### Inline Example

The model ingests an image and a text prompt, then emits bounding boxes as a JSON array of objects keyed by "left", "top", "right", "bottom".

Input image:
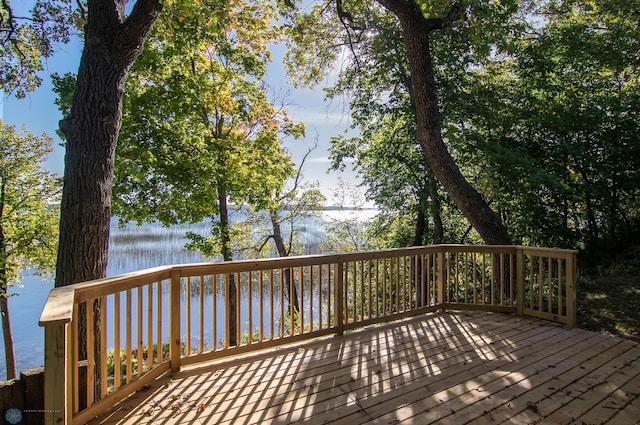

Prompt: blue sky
[{"left": 2, "top": 7, "right": 361, "bottom": 203}]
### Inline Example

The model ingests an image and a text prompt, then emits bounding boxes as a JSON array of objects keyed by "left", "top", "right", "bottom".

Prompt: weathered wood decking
[{"left": 89, "top": 312, "right": 640, "bottom": 425}]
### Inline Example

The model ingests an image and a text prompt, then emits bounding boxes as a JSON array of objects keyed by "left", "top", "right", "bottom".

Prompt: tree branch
[
  {"left": 424, "top": 2, "right": 462, "bottom": 32},
  {"left": 376, "top": 0, "right": 462, "bottom": 33},
  {"left": 119, "top": 0, "right": 163, "bottom": 62},
  {"left": 335, "top": 0, "right": 363, "bottom": 68}
]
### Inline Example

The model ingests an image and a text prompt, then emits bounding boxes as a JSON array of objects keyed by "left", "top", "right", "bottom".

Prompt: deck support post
[
  {"left": 566, "top": 252, "right": 577, "bottom": 328},
  {"left": 516, "top": 248, "right": 525, "bottom": 317},
  {"left": 44, "top": 323, "right": 70, "bottom": 425},
  {"left": 170, "top": 270, "right": 181, "bottom": 372},
  {"left": 336, "top": 261, "right": 344, "bottom": 336},
  {"left": 437, "top": 251, "right": 445, "bottom": 311}
]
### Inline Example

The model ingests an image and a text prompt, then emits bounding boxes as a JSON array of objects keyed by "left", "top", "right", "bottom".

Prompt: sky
[{"left": 1, "top": 4, "right": 361, "bottom": 205}]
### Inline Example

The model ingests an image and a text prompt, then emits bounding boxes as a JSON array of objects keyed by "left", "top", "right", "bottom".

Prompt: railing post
[
  {"left": 44, "top": 323, "right": 70, "bottom": 425},
  {"left": 170, "top": 270, "right": 181, "bottom": 372},
  {"left": 336, "top": 261, "right": 344, "bottom": 336},
  {"left": 516, "top": 247, "right": 525, "bottom": 317},
  {"left": 437, "top": 250, "right": 445, "bottom": 311},
  {"left": 566, "top": 252, "right": 577, "bottom": 328}
]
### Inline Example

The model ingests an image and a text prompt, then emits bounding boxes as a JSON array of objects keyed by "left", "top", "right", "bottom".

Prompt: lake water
[{"left": 0, "top": 209, "right": 376, "bottom": 380}]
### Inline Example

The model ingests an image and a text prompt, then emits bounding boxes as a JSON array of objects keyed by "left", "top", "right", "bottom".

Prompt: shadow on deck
[{"left": 89, "top": 312, "right": 640, "bottom": 425}]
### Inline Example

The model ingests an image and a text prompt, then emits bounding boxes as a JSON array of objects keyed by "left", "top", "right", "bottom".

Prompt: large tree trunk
[
  {"left": 377, "top": 0, "right": 511, "bottom": 245},
  {"left": 54, "top": 0, "right": 161, "bottom": 399}
]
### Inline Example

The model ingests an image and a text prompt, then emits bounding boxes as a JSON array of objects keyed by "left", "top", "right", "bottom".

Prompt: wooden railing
[{"left": 39, "top": 245, "right": 576, "bottom": 425}]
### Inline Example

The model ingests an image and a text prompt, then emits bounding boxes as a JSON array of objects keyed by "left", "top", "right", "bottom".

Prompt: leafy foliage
[
  {"left": 0, "top": 1, "right": 81, "bottom": 97},
  {"left": 114, "top": 0, "right": 302, "bottom": 260},
  {"left": 0, "top": 120, "right": 60, "bottom": 290}
]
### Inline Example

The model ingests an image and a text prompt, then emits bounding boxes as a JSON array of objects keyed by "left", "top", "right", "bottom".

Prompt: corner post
[
  {"left": 566, "top": 252, "right": 577, "bottom": 328},
  {"left": 336, "top": 261, "right": 344, "bottom": 336},
  {"left": 44, "top": 323, "right": 70, "bottom": 425},
  {"left": 516, "top": 247, "right": 525, "bottom": 317},
  {"left": 170, "top": 270, "right": 181, "bottom": 372}
]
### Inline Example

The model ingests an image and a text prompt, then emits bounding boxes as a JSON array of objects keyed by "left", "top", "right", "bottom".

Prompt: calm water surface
[{"left": 0, "top": 210, "right": 374, "bottom": 380}]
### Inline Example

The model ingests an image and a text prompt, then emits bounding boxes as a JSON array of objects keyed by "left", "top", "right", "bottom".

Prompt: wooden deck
[{"left": 88, "top": 311, "right": 640, "bottom": 425}]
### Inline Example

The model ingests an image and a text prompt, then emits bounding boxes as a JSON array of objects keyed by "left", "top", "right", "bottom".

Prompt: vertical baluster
[
  {"left": 489, "top": 254, "right": 495, "bottom": 305},
  {"left": 558, "top": 259, "right": 564, "bottom": 316},
  {"left": 327, "top": 264, "right": 331, "bottom": 328},
  {"left": 113, "top": 293, "right": 121, "bottom": 390},
  {"left": 72, "top": 307, "right": 79, "bottom": 413},
  {"left": 318, "top": 265, "right": 323, "bottom": 329},
  {"left": 212, "top": 275, "right": 217, "bottom": 350},
  {"left": 157, "top": 282, "right": 162, "bottom": 363},
  {"left": 359, "top": 261, "right": 362, "bottom": 318},
  {"left": 259, "top": 271, "right": 264, "bottom": 341},
  {"left": 368, "top": 260, "right": 373, "bottom": 317},
  {"left": 395, "top": 257, "right": 400, "bottom": 313},
  {"left": 199, "top": 275, "right": 204, "bottom": 353},
  {"left": 481, "top": 254, "right": 486, "bottom": 305},
  {"left": 125, "top": 290, "right": 132, "bottom": 383},
  {"left": 375, "top": 259, "right": 380, "bottom": 317},
  {"left": 538, "top": 256, "right": 544, "bottom": 312},
  {"left": 147, "top": 284, "right": 153, "bottom": 370},
  {"left": 299, "top": 267, "right": 304, "bottom": 334},
  {"left": 236, "top": 272, "right": 241, "bottom": 345},
  {"left": 137, "top": 287, "right": 143, "bottom": 378},
  {"left": 335, "top": 261, "right": 348, "bottom": 335},
  {"left": 186, "top": 276, "right": 191, "bottom": 354},
  {"left": 100, "top": 295, "right": 107, "bottom": 399},
  {"left": 289, "top": 269, "right": 295, "bottom": 335},
  {"left": 510, "top": 254, "right": 515, "bottom": 305},
  {"left": 280, "top": 269, "right": 285, "bottom": 338},
  {"left": 86, "top": 300, "right": 95, "bottom": 406},
  {"left": 270, "top": 269, "right": 274, "bottom": 339},
  {"left": 471, "top": 253, "right": 477, "bottom": 305},
  {"left": 383, "top": 259, "right": 389, "bottom": 316},
  {"left": 248, "top": 271, "right": 253, "bottom": 344},
  {"left": 427, "top": 254, "right": 432, "bottom": 306},
  {"left": 309, "top": 266, "right": 314, "bottom": 332},
  {"left": 224, "top": 273, "right": 229, "bottom": 348},
  {"left": 400, "top": 258, "right": 405, "bottom": 313},
  {"left": 548, "top": 257, "right": 553, "bottom": 314},
  {"left": 501, "top": 253, "right": 506, "bottom": 305}
]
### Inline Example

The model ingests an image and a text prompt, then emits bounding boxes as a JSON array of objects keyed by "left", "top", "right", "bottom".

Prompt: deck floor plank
[{"left": 88, "top": 312, "right": 640, "bottom": 425}]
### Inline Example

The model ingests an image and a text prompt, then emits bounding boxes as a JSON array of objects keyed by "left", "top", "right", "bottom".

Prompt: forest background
[{"left": 0, "top": 0, "right": 639, "bottom": 380}]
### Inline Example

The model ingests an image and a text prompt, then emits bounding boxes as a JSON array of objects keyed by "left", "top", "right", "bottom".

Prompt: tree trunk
[
  {"left": 376, "top": 0, "right": 511, "bottom": 245},
  {"left": 0, "top": 296, "right": 16, "bottom": 381},
  {"left": 217, "top": 184, "right": 238, "bottom": 347},
  {"left": 269, "top": 210, "right": 300, "bottom": 313},
  {"left": 0, "top": 184, "right": 15, "bottom": 380},
  {"left": 427, "top": 171, "right": 444, "bottom": 244},
  {"left": 54, "top": 0, "right": 161, "bottom": 399}
]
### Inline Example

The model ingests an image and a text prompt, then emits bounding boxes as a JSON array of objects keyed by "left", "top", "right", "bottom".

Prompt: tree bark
[
  {"left": 376, "top": 0, "right": 511, "bottom": 245},
  {"left": 217, "top": 182, "right": 238, "bottom": 347}
]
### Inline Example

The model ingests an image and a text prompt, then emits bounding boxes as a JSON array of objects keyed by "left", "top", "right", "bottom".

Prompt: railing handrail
[
  {"left": 39, "top": 244, "right": 577, "bottom": 327},
  {"left": 39, "top": 244, "right": 577, "bottom": 425}
]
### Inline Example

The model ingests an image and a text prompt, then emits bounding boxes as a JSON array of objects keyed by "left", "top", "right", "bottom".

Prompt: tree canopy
[{"left": 0, "top": 120, "right": 60, "bottom": 379}]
